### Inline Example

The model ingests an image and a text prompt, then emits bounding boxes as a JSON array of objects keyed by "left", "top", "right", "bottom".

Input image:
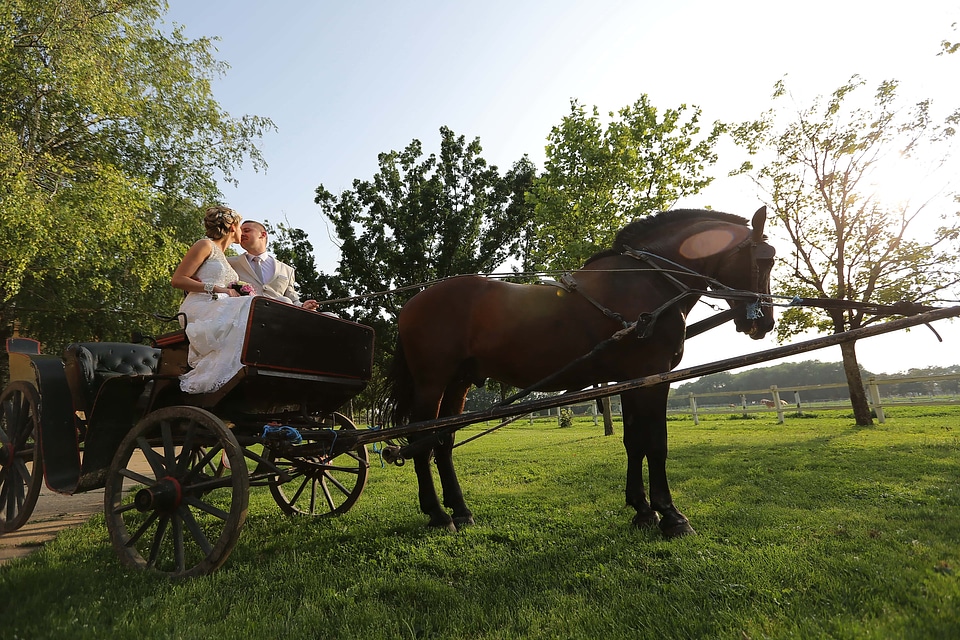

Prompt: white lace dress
[{"left": 178, "top": 241, "right": 255, "bottom": 394}]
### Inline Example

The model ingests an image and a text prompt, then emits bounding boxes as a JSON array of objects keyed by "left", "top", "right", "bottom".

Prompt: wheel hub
[{"left": 134, "top": 476, "right": 183, "bottom": 513}]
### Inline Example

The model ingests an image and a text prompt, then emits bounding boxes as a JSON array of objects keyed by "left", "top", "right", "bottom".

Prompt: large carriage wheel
[
  {"left": 104, "top": 406, "right": 248, "bottom": 578},
  {"left": 267, "top": 412, "right": 369, "bottom": 516},
  {"left": 0, "top": 382, "right": 44, "bottom": 532}
]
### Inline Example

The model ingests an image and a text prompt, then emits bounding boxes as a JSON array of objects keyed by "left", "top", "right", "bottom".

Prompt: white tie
[{"left": 252, "top": 255, "right": 264, "bottom": 283}]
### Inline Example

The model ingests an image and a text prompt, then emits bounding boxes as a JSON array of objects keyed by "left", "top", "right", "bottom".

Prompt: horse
[{"left": 386, "top": 207, "right": 776, "bottom": 537}]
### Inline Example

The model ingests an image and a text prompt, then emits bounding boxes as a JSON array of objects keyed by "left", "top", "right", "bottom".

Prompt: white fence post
[
  {"left": 868, "top": 377, "right": 886, "bottom": 423},
  {"left": 771, "top": 385, "right": 785, "bottom": 424},
  {"left": 688, "top": 393, "right": 699, "bottom": 425},
  {"left": 740, "top": 394, "right": 747, "bottom": 418}
]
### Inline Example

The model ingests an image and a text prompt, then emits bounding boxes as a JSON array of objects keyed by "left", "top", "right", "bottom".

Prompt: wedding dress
[{"left": 178, "top": 240, "right": 255, "bottom": 394}]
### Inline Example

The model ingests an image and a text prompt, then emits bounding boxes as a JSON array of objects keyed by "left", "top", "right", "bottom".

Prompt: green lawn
[{"left": 2, "top": 407, "right": 958, "bottom": 639}]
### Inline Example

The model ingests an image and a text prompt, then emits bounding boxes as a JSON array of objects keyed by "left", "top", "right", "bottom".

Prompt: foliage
[
  {"left": 314, "top": 127, "right": 536, "bottom": 342},
  {"left": 671, "top": 359, "right": 863, "bottom": 406},
  {"left": 3, "top": 408, "right": 960, "bottom": 638},
  {"left": 525, "top": 97, "right": 725, "bottom": 271},
  {"left": 730, "top": 76, "right": 960, "bottom": 423},
  {"left": 0, "top": 0, "right": 274, "bottom": 364},
  {"left": 732, "top": 77, "right": 960, "bottom": 337}
]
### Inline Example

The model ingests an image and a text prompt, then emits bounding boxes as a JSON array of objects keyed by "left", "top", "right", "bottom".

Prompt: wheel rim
[
  {"left": 0, "top": 382, "right": 43, "bottom": 532},
  {"left": 267, "top": 413, "right": 369, "bottom": 517},
  {"left": 104, "top": 406, "right": 248, "bottom": 578}
]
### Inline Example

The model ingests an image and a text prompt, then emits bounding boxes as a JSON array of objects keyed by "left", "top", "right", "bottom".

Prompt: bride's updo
[{"left": 203, "top": 205, "right": 242, "bottom": 239}]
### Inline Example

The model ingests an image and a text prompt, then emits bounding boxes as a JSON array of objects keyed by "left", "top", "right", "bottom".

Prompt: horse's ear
[{"left": 751, "top": 206, "right": 767, "bottom": 239}]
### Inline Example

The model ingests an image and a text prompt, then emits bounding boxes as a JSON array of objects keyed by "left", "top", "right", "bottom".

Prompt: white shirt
[{"left": 246, "top": 252, "right": 276, "bottom": 283}]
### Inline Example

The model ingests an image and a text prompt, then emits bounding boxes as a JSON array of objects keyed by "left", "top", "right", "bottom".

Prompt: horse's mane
[{"left": 583, "top": 209, "right": 749, "bottom": 265}]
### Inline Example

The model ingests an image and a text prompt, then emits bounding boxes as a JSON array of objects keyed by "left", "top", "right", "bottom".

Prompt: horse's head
[{"left": 705, "top": 206, "right": 776, "bottom": 339}]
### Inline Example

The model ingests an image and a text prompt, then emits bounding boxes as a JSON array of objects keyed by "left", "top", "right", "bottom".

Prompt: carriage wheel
[
  {"left": 267, "top": 412, "right": 369, "bottom": 517},
  {"left": 104, "top": 406, "right": 248, "bottom": 578},
  {"left": 0, "top": 382, "right": 44, "bottom": 532}
]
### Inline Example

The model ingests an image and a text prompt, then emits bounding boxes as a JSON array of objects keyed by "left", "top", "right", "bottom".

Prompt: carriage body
[{"left": 0, "top": 297, "right": 375, "bottom": 576}]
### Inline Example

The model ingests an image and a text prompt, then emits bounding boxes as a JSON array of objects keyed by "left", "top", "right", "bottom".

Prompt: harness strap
[{"left": 559, "top": 274, "right": 630, "bottom": 329}]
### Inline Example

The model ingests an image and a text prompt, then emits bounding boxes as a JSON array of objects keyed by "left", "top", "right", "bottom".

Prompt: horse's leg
[
  {"left": 433, "top": 382, "right": 474, "bottom": 529},
  {"left": 409, "top": 387, "right": 457, "bottom": 532},
  {"left": 622, "top": 385, "right": 695, "bottom": 538},
  {"left": 412, "top": 448, "right": 456, "bottom": 532},
  {"left": 621, "top": 389, "right": 659, "bottom": 529}
]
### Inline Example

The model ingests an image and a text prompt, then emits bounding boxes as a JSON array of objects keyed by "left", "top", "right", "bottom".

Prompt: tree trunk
[
  {"left": 601, "top": 394, "right": 614, "bottom": 436},
  {"left": 839, "top": 339, "right": 873, "bottom": 426}
]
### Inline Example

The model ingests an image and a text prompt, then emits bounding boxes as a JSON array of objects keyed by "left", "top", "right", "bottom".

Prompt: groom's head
[{"left": 240, "top": 220, "right": 268, "bottom": 255}]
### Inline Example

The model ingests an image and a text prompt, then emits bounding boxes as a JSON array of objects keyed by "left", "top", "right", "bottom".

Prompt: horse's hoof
[
  {"left": 453, "top": 515, "right": 475, "bottom": 530},
  {"left": 660, "top": 520, "right": 696, "bottom": 539},
  {"left": 631, "top": 512, "right": 660, "bottom": 529},
  {"left": 427, "top": 514, "right": 457, "bottom": 532}
]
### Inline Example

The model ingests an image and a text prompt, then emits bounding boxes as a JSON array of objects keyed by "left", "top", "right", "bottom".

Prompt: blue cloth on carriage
[{"left": 178, "top": 240, "right": 255, "bottom": 394}]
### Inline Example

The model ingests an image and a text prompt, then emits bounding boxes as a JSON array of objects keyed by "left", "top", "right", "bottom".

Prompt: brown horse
[{"left": 387, "top": 207, "right": 776, "bottom": 536}]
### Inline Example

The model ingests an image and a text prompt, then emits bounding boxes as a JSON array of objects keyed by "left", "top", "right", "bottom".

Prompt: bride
[{"left": 171, "top": 205, "right": 256, "bottom": 394}]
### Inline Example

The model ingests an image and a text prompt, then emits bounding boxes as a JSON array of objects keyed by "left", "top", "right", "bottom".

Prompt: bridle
[{"left": 559, "top": 229, "right": 775, "bottom": 338}]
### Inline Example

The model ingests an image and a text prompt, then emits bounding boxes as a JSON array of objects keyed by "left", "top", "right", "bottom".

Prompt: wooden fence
[{"left": 669, "top": 372, "right": 960, "bottom": 424}]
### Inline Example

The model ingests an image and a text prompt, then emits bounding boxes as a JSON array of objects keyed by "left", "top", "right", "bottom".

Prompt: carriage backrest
[{"left": 63, "top": 342, "right": 161, "bottom": 420}]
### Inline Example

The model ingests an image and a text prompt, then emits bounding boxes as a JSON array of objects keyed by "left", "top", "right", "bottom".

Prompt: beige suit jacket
[{"left": 228, "top": 254, "right": 302, "bottom": 306}]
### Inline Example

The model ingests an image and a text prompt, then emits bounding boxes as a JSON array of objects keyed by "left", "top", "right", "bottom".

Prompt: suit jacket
[{"left": 228, "top": 254, "right": 302, "bottom": 305}]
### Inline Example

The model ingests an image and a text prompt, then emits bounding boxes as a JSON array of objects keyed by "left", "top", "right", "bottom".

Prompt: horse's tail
[{"left": 385, "top": 337, "right": 415, "bottom": 428}]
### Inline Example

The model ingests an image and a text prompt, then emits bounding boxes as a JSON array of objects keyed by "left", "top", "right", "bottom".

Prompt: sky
[{"left": 160, "top": 0, "right": 960, "bottom": 376}]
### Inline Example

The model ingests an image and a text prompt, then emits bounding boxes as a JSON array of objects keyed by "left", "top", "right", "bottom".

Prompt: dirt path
[{"left": 0, "top": 453, "right": 153, "bottom": 566}]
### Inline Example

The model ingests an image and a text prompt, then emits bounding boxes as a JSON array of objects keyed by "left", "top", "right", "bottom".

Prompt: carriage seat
[{"left": 63, "top": 342, "right": 161, "bottom": 421}]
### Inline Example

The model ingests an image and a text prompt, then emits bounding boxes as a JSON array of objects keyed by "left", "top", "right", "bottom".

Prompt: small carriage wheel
[
  {"left": 104, "top": 406, "right": 248, "bottom": 578},
  {"left": 0, "top": 382, "right": 44, "bottom": 532},
  {"left": 267, "top": 412, "right": 369, "bottom": 517}
]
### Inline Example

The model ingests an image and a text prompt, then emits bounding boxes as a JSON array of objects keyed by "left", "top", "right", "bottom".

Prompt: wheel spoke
[
  {"left": 118, "top": 467, "right": 155, "bottom": 486},
  {"left": 178, "top": 505, "right": 214, "bottom": 555},
  {"left": 126, "top": 510, "right": 160, "bottom": 545},
  {"left": 145, "top": 515, "right": 170, "bottom": 568},
  {"left": 176, "top": 425, "right": 197, "bottom": 475},
  {"left": 138, "top": 437, "right": 168, "bottom": 477},
  {"left": 320, "top": 478, "right": 335, "bottom": 511},
  {"left": 182, "top": 495, "right": 230, "bottom": 521},
  {"left": 183, "top": 443, "right": 222, "bottom": 485},
  {"left": 322, "top": 470, "right": 352, "bottom": 497},
  {"left": 162, "top": 420, "right": 177, "bottom": 469},
  {"left": 172, "top": 515, "right": 185, "bottom": 574}
]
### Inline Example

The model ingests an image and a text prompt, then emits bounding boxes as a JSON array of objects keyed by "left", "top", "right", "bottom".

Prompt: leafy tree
[
  {"left": 731, "top": 76, "right": 960, "bottom": 425},
  {"left": 525, "top": 97, "right": 725, "bottom": 270},
  {"left": 0, "top": 0, "right": 273, "bottom": 372},
  {"left": 315, "top": 126, "right": 536, "bottom": 341},
  {"left": 314, "top": 127, "right": 535, "bottom": 421}
]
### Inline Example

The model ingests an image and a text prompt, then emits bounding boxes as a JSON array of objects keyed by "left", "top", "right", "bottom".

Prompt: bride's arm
[{"left": 172, "top": 240, "right": 226, "bottom": 295}]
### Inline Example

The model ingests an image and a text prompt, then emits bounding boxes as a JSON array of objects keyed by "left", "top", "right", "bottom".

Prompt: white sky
[{"left": 161, "top": 0, "right": 960, "bottom": 375}]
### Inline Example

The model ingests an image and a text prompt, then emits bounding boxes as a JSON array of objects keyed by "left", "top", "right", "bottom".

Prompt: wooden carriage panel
[{"left": 241, "top": 298, "right": 374, "bottom": 381}]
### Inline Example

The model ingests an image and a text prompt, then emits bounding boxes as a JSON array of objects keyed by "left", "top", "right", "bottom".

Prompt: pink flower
[{"left": 229, "top": 281, "right": 255, "bottom": 296}]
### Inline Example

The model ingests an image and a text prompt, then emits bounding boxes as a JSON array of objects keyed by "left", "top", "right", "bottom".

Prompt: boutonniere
[{"left": 229, "top": 281, "right": 255, "bottom": 296}]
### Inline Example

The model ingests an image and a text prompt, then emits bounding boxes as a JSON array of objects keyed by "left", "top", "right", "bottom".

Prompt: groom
[{"left": 229, "top": 220, "right": 320, "bottom": 311}]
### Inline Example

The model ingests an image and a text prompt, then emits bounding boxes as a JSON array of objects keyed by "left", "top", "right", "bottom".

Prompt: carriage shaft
[{"left": 339, "top": 305, "right": 960, "bottom": 450}]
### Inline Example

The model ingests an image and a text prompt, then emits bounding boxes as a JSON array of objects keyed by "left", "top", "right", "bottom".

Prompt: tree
[
  {"left": 525, "top": 97, "right": 724, "bottom": 271},
  {"left": 0, "top": 0, "right": 273, "bottom": 370},
  {"left": 314, "top": 127, "right": 535, "bottom": 421},
  {"left": 731, "top": 77, "right": 960, "bottom": 425},
  {"left": 315, "top": 126, "right": 536, "bottom": 337}
]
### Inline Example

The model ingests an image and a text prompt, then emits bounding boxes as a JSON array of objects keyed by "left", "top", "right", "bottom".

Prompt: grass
[{"left": 1, "top": 406, "right": 959, "bottom": 639}]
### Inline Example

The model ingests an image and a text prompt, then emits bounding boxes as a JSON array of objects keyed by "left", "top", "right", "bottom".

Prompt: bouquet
[{"left": 229, "top": 281, "right": 255, "bottom": 296}]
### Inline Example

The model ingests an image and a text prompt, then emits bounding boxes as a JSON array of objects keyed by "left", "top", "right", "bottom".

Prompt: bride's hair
[{"left": 203, "top": 205, "right": 242, "bottom": 239}]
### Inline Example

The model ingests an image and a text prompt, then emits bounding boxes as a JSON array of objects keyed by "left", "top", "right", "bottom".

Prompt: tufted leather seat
[{"left": 63, "top": 342, "right": 161, "bottom": 421}]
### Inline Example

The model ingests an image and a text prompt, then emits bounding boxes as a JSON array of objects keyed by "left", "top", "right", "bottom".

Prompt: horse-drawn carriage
[
  {"left": 3, "top": 207, "right": 958, "bottom": 578},
  {"left": 1, "top": 297, "right": 375, "bottom": 577}
]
